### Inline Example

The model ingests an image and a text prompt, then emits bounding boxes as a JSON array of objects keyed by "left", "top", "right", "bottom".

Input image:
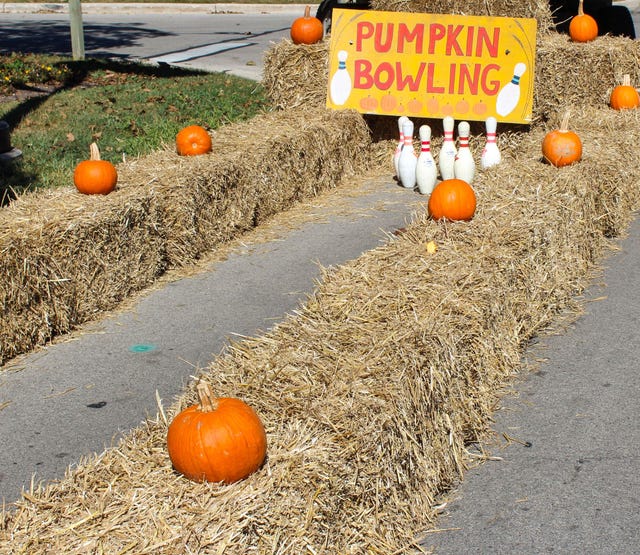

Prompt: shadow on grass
[
  {"left": 2, "top": 57, "right": 208, "bottom": 128},
  {"left": 0, "top": 58, "right": 209, "bottom": 205}
]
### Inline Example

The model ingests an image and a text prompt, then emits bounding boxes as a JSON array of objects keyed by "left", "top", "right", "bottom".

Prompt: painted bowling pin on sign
[
  {"left": 481, "top": 116, "right": 502, "bottom": 169},
  {"left": 416, "top": 125, "right": 437, "bottom": 196},
  {"left": 393, "top": 116, "right": 409, "bottom": 177},
  {"left": 330, "top": 50, "right": 352, "bottom": 106},
  {"left": 438, "top": 116, "right": 457, "bottom": 180},
  {"left": 496, "top": 62, "right": 526, "bottom": 117},
  {"left": 398, "top": 119, "right": 417, "bottom": 189},
  {"left": 454, "top": 121, "right": 475, "bottom": 184}
]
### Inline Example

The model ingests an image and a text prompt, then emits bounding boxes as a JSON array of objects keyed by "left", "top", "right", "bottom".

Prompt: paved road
[{"left": 0, "top": 4, "right": 309, "bottom": 80}]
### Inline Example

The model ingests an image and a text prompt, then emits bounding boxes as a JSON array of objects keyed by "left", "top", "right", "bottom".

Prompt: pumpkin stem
[
  {"left": 577, "top": 0, "right": 585, "bottom": 16},
  {"left": 303, "top": 5, "right": 311, "bottom": 18},
  {"left": 622, "top": 74, "right": 631, "bottom": 87},
  {"left": 559, "top": 110, "right": 571, "bottom": 132},
  {"left": 196, "top": 380, "right": 217, "bottom": 412},
  {"left": 89, "top": 142, "right": 101, "bottom": 161}
]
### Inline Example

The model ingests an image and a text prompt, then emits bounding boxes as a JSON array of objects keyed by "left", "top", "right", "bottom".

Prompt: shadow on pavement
[{"left": 0, "top": 21, "right": 173, "bottom": 57}]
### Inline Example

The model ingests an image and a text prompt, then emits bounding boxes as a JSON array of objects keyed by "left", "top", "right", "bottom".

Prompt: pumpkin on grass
[
  {"left": 167, "top": 380, "right": 267, "bottom": 484},
  {"left": 73, "top": 142, "right": 117, "bottom": 195},
  {"left": 428, "top": 178, "right": 477, "bottom": 221},
  {"left": 542, "top": 111, "right": 582, "bottom": 167},
  {"left": 290, "top": 5, "right": 323, "bottom": 45},
  {"left": 176, "top": 125, "right": 212, "bottom": 156},
  {"left": 610, "top": 74, "right": 640, "bottom": 110},
  {"left": 569, "top": 0, "right": 598, "bottom": 42}
]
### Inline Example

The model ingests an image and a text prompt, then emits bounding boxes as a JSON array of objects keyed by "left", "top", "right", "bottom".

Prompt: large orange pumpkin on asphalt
[
  {"left": 167, "top": 381, "right": 267, "bottom": 484},
  {"left": 541, "top": 112, "right": 582, "bottom": 167},
  {"left": 176, "top": 125, "right": 212, "bottom": 156},
  {"left": 73, "top": 142, "right": 118, "bottom": 195},
  {"left": 290, "top": 5, "right": 323, "bottom": 45},
  {"left": 610, "top": 74, "right": 640, "bottom": 110},
  {"left": 428, "top": 178, "right": 477, "bottom": 221}
]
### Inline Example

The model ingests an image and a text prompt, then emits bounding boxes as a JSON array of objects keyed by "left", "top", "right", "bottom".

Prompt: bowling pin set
[{"left": 394, "top": 115, "right": 502, "bottom": 194}]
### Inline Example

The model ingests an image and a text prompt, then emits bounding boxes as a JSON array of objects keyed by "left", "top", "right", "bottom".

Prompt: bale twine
[
  {"left": 0, "top": 108, "right": 371, "bottom": 367},
  {"left": 3, "top": 106, "right": 640, "bottom": 553}
]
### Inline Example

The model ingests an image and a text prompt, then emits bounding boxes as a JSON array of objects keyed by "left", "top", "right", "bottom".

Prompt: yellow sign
[{"left": 327, "top": 9, "right": 537, "bottom": 124}]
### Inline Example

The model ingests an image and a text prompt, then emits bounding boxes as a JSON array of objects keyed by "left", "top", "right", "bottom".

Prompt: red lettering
[
  {"left": 428, "top": 24, "right": 446, "bottom": 55},
  {"left": 481, "top": 63, "right": 501, "bottom": 95},
  {"left": 374, "top": 61, "right": 395, "bottom": 90},
  {"left": 426, "top": 63, "right": 444, "bottom": 93},
  {"left": 448, "top": 64, "right": 456, "bottom": 94},
  {"left": 398, "top": 23, "right": 424, "bottom": 54},
  {"left": 356, "top": 22, "right": 374, "bottom": 52},
  {"left": 445, "top": 25, "right": 464, "bottom": 56},
  {"left": 374, "top": 23, "right": 394, "bottom": 52},
  {"left": 396, "top": 62, "right": 425, "bottom": 91},
  {"left": 476, "top": 27, "right": 500, "bottom": 57},
  {"left": 354, "top": 59, "right": 374, "bottom": 89},
  {"left": 458, "top": 64, "right": 480, "bottom": 95},
  {"left": 465, "top": 26, "right": 475, "bottom": 57}
]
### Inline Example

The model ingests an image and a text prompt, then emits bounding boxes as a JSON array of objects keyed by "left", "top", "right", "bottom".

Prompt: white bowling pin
[
  {"left": 330, "top": 50, "right": 352, "bottom": 106},
  {"left": 496, "top": 62, "right": 526, "bottom": 117},
  {"left": 397, "top": 119, "right": 417, "bottom": 189},
  {"left": 416, "top": 125, "right": 438, "bottom": 196},
  {"left": 481, "top": 116, "right": 501, "bottom": 169},
  {"left": 454, "top": 121, "right": 475, "bottom": 184},
  {"left": 438, "top": 116, "right": 457, "bottom": 180},
  {"left": 393, "top": 116, "right": 409, "bottom": 177}
]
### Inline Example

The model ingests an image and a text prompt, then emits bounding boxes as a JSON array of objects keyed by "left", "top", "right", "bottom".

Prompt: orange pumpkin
[
  {"left": 359, "top": 95, "right": 378, "bottom": 111},
  {"left": 569, "top": 0, "right": 598, "bottom": 42},
  {"left": 380, "top": 93, "right": 398, "bottom": 112},
  {"left": 73, "top": 142, "right": 117, "bottom": 195},
  {"left": 176, "top": 125, "right": 212, "bottom": 156},
  {"left": 428, "top": 178, "right": 477, "bottom": 221},
  {"left": 542, "top": 111, "right": 582, "bottom": 167},
  {"left": 610, "top": 74, "right": 640, "bottom": 110},
  {"left": 167, "top": 381, "right": 267, "bottom": 484},
  {"left": 290, "top": 6, "right": 323, "bottom": 45},
  {"left": 407, "top": 98, "right": 423, "bottom": 114}
]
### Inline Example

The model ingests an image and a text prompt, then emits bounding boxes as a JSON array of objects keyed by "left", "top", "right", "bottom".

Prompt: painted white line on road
[{"left": 149, "top": 42, "right": 252, "bottom": 64}]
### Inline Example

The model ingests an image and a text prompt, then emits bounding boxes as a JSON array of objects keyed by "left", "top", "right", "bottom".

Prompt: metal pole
[{"left": 69, "top": 0, "right": 85, "bottom": 60}]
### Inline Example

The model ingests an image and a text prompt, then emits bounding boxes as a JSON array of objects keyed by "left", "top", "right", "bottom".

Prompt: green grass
[{"left": 0, "top": 56, "right": 268, "bottom": 199}]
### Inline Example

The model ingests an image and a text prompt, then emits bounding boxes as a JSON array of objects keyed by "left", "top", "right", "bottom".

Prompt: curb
[{"left": 0, "top": 2, "right": 314, "bottom": 15}]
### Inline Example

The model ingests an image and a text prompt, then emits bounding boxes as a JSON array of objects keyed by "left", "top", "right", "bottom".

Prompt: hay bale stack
[
  {"left": 0, "top": 108, "right": 371, "bottom": 366},
  {"left": 535, "top": 33, "right": 640, "bottom": 121},
  {"left": 3, "top": 106, "right": 640, "bottom": 553},
  {"left": 370, "top": 0, "right": 554, "bottom": 30},
  {"left": 262, "top": 19, "right": 640, "bottom": 125}
]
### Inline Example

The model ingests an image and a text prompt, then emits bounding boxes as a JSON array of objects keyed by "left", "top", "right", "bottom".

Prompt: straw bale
[
  {"left": 262, "top": 20, "right": 640, "bottom": 128},
  {"left": 3, "top": 106, "right": 640, "bottom": 553},
  {"left": 263, "top": 41, "right": 329, "bottom": 111},
  {"left": 370, "top": 0, "right": 554, "bottom": 30},
  {"left": 534, "top": 33, "right": 640, "bottom": 123},
  {"left": 0, "top": 108, "right": 371, "bottom": 367}
]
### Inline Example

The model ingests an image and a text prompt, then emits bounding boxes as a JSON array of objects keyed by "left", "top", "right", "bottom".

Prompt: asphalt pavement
[{"left": 2, "top": 4, "right": 640, "bottom": 553}]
